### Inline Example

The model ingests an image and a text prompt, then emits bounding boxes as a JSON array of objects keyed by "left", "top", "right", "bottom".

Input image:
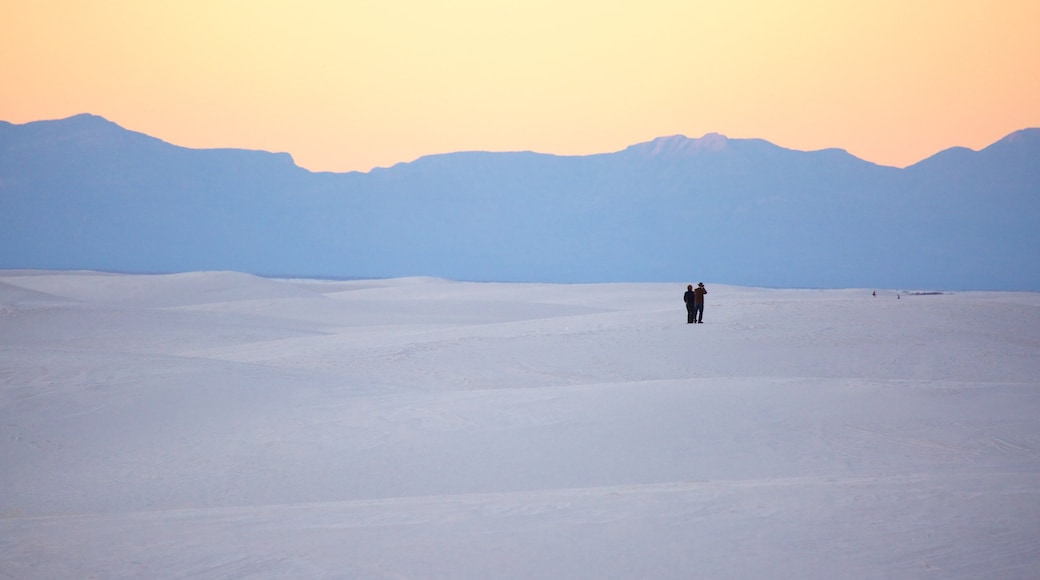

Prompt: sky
[{"left": 3, "top": 0, "right": 1039, "bottom": 173}]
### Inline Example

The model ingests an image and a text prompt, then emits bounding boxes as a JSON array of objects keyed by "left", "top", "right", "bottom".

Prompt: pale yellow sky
[{"left": 3, "top": 0, "right": 1039, "bottom": 172}]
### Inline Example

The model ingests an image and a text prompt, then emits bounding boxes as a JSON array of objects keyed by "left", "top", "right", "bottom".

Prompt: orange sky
[{"left": 3, "top": 1, "right": 1039, "bottom": 172}]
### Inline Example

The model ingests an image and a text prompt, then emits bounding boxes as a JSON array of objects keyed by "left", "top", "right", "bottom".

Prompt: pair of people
[{"left": 683, "top": 283, "right": 707, "bottom": 323}]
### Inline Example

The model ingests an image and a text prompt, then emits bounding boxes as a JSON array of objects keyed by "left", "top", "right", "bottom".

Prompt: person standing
[
  {"left": 692, "top": 282, "right": 707, "bottom": 323},
  {"left": 683, "top": 284, "right": 696, "bottom": 323}
]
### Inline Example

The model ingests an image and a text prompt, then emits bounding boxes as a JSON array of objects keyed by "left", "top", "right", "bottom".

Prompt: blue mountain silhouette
[{"left": 2, "top": 114, "right": 1037, "bottom": 290}]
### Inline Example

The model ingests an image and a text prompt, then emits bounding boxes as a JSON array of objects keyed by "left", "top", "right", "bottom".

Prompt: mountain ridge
[
  {"left": 1, "top": 114, "right": 964, "bottom": 172},
  {"left": 1, "top": 115, "right": 1037, "bottom": 290}
]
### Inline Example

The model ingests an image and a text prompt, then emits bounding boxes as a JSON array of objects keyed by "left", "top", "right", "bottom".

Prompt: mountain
[{"left": 1, "top": 114, "right": 1038, "bottom": 290}]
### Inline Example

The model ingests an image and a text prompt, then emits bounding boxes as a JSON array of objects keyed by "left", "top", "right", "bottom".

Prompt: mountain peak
[
  {"left": 64, "top": 112, "right": 117, "bottom": 125},
  {"left": 28, "top": 113, "right": 124, "bottom": 133},
  {"left": 993, "top": 127, "right": 1040, "bottom": 148},
  {"left": 625, "top": 133, "right": 731, "bottom": 156}
]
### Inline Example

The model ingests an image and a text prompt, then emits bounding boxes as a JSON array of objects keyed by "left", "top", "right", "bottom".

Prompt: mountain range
[{"left": 1, "top": 114, "right": 1038, "bottom": 290}]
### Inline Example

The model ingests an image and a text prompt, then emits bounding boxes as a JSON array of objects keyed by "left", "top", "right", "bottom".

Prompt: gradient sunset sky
[{"left": 3, "top": 1, "right": 1039, "bottom": 173}]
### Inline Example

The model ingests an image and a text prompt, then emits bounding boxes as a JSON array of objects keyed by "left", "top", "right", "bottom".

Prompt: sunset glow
[{"left": 3, "top": 0, "right": 1039, "bottom": 172}]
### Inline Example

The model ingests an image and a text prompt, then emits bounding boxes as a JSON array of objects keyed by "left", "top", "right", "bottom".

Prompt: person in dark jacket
[
  {"left": 683, "top": 285, "right": 696, "bottom": 323},
  {"left": 691, "top": 282, "right": 707, "bottom": 323}
]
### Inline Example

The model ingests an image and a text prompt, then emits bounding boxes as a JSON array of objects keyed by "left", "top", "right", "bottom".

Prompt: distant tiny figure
[
  {"left": 683, "top": 285, "right": 696, "bottom": 323},
  {"left": 684, "top": 282, "right": 707, "bottom": 323},
  {"left": 872, "top": 290, "right": 876, "bottom": 297}
]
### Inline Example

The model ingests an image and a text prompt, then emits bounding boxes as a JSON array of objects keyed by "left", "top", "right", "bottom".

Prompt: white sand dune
[{"left": 2, "top": 270, "right": 1038, "bottom": 578}]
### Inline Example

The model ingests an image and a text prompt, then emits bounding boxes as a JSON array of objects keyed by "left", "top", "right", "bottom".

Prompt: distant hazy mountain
[{"left": 1, "top": 114, "right": 1037, "bottom": 290}]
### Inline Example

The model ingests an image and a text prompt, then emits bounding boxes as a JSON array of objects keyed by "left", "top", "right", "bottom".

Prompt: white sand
[{"left": 2, "top": 270, "right": 1038, "bottom": 578}]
